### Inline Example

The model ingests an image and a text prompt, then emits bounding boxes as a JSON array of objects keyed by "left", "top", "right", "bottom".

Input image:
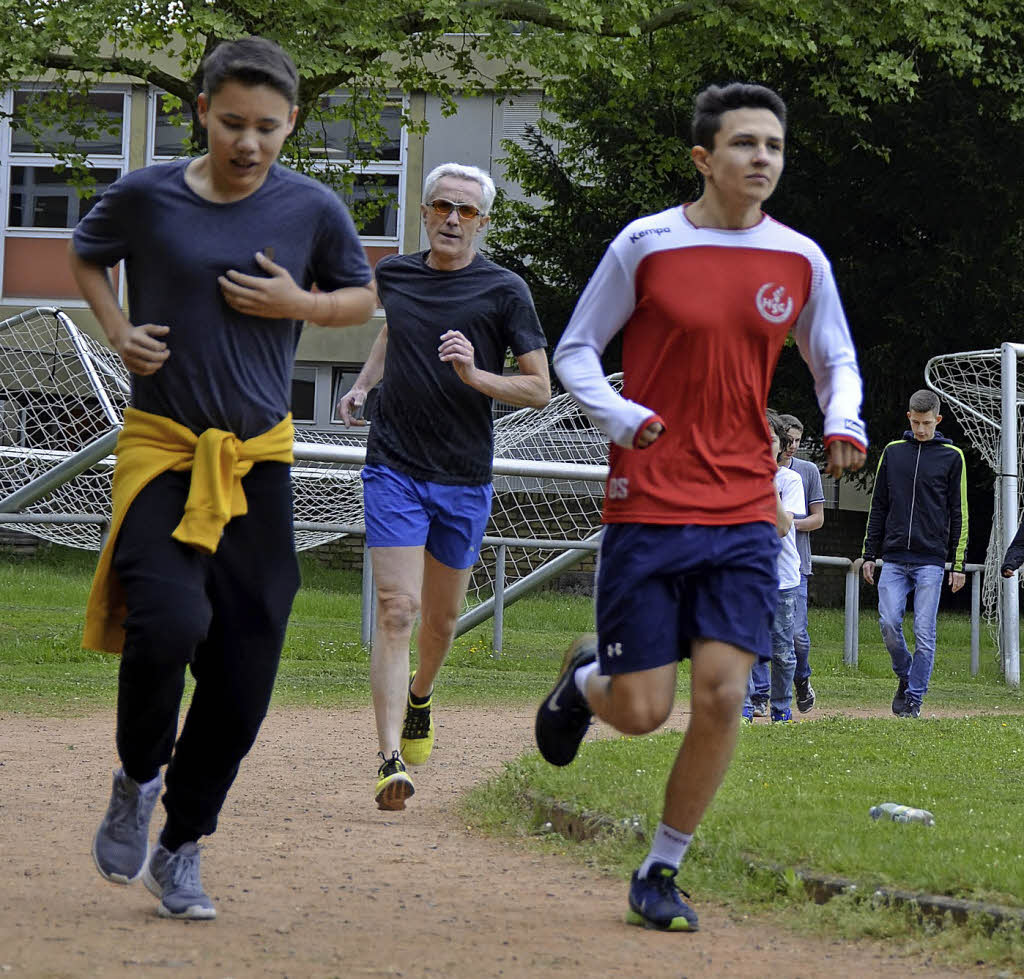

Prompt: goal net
[
  {"left": 0, "top": 308, "right": 611, "bottom": 607},
  {"left": 925, "top": 346, "right": 1024, "bottom": 670},
  {"left": 0, "top": 307, "right": 129, "bottom": 549}
]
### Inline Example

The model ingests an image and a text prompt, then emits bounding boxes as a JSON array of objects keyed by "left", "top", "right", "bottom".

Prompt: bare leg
[
  {"left": 661, "top": 640, "right": 753, "bottom": 832},
  {"left": 584, "top": 660, "right": 677, "bottom": 734},
  {"left": 585, "top": 639, "right": 752, "bottom": 832},
  {"left": 369, "top": 546, "right": 424, "bottom": 757},
  {"left": 410, "top": 551, "right": 472, "bottom": 699}
]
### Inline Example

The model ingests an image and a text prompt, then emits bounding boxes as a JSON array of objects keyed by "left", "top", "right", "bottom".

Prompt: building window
[
  {"left": 823, "top": 474, "right": 841, "bottom": 510},
  {"left": 10, "top": 90, "right": 126, "bottom": 155},
  {"left": 9, "top": 165, "right": 119, "bottom": 228},
  {"left": 286, "top": 363, "right": 377, "bottom": 431},
  {"left": 146, "top": 91, "right": 195, "bottom": 160},
  {"left": 305, "top": 99, "right": 403, "bottom": 163},
  {"left": 291, "top": 365, "right": 318, "bottom": 424},
  {"left": 302, "top": 93, "right": 406, "bottom": 260},
  {"left": 347, "top": 173, "right": 400, "bottom": 238},
  {"left": 0, "top": 86, "right": 130, "bottom": 302}
]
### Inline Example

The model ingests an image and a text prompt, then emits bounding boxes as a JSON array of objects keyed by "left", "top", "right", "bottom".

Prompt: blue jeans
[
  {"left": 794, "top": 574, "right": 811, "bottom": 682},
  {"left": 751, "top": 576, "right": 809, "bottom": 697},
  {"left": 750, "top": 658, "right": 769, "bottom": 699},
  {"left": 877, "top": 561, "right": 944, "bottom": 704},
  {"left": 745, "top": 586, "right": 798, "bottom": 715}
]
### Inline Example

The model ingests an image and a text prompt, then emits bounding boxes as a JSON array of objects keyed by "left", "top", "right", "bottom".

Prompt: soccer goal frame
[
  {"left": 0, "top": 306, "right": 617, "bottom": 613},
  {"left": 925, "top": 341, "right": 1024, "bottom": 687}
]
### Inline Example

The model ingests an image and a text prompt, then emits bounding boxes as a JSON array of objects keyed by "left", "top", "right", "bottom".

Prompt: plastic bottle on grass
[{"left": 869, "top": 802, "right": 935, "bottom": 826}]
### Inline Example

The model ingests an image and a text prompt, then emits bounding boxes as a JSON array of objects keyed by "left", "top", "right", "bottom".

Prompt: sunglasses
[{"left": 427, "top": 198, "right": 484, "bottom": 220}]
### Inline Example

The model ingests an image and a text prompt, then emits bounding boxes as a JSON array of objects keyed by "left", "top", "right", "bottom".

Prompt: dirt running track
[{"left": 0, "top": 705, "right": 998, "bottom": 978}]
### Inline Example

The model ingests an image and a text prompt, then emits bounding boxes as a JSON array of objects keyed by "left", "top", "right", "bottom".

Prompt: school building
[{"left": 0, "top": 80, "right": 548, "bottom": 435}]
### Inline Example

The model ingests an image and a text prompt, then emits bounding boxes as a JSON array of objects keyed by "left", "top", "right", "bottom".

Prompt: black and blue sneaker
[
  {"left": 896, "top": 698, "right": 921, "bottom": 718},
  {"left": 795, "top": 677, "right": 816, "bottom": 713},
  {"left": 626, "top": 862, "right": 699, "bottom": 931},
  {"left": 534, "top": 635, "right": 596, "bottom": 766},
  {"left": 891, "top": 676, "right": 909, "bottom": 715}
]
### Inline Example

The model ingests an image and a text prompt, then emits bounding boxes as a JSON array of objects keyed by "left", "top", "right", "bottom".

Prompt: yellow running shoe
[
  {"left": 375, "top": 751, "right": 414, "bottom": 811},
  {"left": 400, "top": 675, "right": 435, "bottom": 766}
]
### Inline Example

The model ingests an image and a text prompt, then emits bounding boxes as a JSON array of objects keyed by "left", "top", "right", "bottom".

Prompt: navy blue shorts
[
  {"left": 361, "top": 464, "right": 492, "bottom": 570},
  {"left": 595, "top": 522, "right": 780, "bottom": 675}
]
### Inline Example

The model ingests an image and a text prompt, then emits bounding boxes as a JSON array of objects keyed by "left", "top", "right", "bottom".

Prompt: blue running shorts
[
  {"left": 361, "top": 464, "right": 492, "bottom": 570},
  {"left": 595, "top": 522, "right": 780, "bottom": 675}
]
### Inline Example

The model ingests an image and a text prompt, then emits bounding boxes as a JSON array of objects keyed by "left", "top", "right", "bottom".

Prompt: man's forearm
[
  {"left": 465, "top": 369, "right": 550, "bottom": 409},
  {"left": 775, "top": 493, "right": 792, "bottom": 537},
  {"left": 350, "top": 325, "right": 388, "bottom": 392}
]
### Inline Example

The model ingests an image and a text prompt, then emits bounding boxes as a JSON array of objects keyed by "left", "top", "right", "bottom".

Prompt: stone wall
[
  {"left": 304, "top": 534, "right": 364, "bottom": 572},
  {"left": 0, "top": 527, "right": 43, "bottom": 556}
]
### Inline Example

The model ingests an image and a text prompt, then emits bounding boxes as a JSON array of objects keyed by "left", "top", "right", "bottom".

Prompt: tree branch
[
  {"left": 454, "top": 0, "right": 752, "bottom": 36},
  {"left": 42, "top": 52, "right": 193, "bottom": 102}
]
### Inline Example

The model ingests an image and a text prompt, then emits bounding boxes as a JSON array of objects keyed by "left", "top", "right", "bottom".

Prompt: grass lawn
[{"left": 3, "top": 544, "right": 1024, "bottom": 969}]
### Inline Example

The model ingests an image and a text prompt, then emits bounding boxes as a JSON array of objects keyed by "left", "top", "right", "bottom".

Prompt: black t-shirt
[
  {"left": 72, "top": 160, "right": 371, "bottom": 438},
  {"left": 366, "top": 251, "right": 546, "bottom": 485}
]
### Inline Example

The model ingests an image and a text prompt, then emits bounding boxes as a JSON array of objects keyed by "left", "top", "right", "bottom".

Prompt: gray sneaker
[
  {"left": 143, "top": 842, "right": 217, "bottom": 919},
  {"left": 92, "top": 769, "right": 162, "bottom": 884}
]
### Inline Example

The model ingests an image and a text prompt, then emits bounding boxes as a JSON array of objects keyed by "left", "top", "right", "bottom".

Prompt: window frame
[
  {"left": 145, "top": 87, "right": 195, "bottom": 163},
  {"left": 0, "top": 83, "right": 131, "bottom": 306},
  {"left": 302, "top": 92, "right": 408, "bottom": 250}
]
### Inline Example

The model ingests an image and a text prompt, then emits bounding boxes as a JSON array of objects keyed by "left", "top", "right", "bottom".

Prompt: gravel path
[{"left": 0, "top": 704, "right": 998, "bottom": 978}]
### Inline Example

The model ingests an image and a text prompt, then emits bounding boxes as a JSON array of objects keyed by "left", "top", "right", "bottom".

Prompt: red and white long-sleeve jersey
[{"left": 554, "top": 204, "right": 867, "bottom": 526}]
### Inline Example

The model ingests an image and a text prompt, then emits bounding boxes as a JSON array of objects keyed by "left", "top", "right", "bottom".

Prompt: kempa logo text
[{"left": 629, "top": 227, "right": 672, "bottom": 244}]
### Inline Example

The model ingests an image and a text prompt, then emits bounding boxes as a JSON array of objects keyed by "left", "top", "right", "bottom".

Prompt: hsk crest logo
[{"left": 755, "top": 282, "right": 794, "bottom": 324}]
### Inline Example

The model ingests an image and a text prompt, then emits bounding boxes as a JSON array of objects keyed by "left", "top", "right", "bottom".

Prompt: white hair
[{"left": 423, "top": 163, "right": 496, "bottom": 215}]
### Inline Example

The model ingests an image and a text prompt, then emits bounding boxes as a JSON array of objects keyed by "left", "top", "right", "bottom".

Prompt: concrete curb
[
  {"left": 749, "top": 858, "right": 1024, "bottom": 933},
  {"left": 524, "top": 791, "right": 1024, "bottom": 934}
]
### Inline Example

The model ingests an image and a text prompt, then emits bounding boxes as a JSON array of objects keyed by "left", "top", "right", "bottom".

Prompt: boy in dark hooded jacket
[{"left": 862, "top": 389, "right": 968, "bottom": 718}]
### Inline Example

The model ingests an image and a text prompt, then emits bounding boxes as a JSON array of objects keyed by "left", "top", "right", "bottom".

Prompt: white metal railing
[{"left": 0, "top": 436, "right": 990, "bottom": 672}]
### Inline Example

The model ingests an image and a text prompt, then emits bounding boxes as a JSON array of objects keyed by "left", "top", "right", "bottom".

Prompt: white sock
[
  {"left": 638, "top": 822, "right": 693, "bottom": 878},
  {"left": 574, "top": 660, "right": 600, "bottom": 700}
]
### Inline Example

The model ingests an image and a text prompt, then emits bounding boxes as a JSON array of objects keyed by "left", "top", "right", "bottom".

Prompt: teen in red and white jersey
[
  {"left": 555, "top": 204, "right": 866, "bottom": 526},
  {"left": 535, "top": 82, "right": 868, "bottom": 935}
]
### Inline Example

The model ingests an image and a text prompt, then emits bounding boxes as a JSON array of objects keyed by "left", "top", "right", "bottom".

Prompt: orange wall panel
[
  {"left": 364, "top": 245, "right": 399, "bottom": 269},
  {"left": 3, "top": 237, "right": 119, "bottom": 300}
]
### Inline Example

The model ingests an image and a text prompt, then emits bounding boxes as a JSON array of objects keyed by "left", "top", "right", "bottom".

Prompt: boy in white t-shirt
[{"left": 743, "top": 411, "right": 806, "bottom": 723}]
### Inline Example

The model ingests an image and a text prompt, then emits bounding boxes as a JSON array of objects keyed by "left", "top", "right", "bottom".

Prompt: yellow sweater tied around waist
[{"left": 82, "top": 407, "right": 294, "bottom": 654}]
